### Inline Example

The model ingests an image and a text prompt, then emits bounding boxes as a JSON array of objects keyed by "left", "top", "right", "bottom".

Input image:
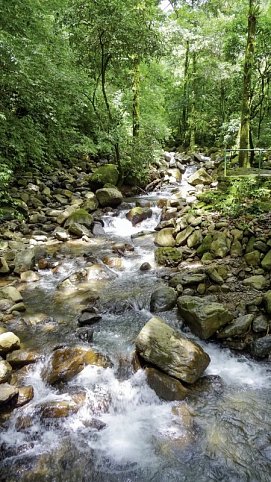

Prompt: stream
[{"left": 1, "top": 170, "right": 271, "bottom": 482}]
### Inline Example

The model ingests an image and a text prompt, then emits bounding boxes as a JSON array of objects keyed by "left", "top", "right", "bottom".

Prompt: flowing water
[{"left": 1, "top": 171, "right": 271, "bottom": 482}]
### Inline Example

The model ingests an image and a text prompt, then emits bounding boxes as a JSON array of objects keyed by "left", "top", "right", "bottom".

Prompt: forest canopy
[{"left": 0, "top": 0, "right": 271, "bottom": 188}]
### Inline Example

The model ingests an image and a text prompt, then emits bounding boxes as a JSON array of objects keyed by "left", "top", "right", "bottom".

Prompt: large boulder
[
  {"left": 177, "top": 296, "right": 233, "bottom": 339},
  {"left": 0, "top": 286, "right": 23, "bottom": 303},
  {"left": 43, "top": 346, "right": 110, "bottom": 385},
  {"left": 251, "top": 335, "right": 271, "bottom": 358},
  {"left": 135, "top": 316, "right": 210, "bottom": 384},
  {"left": 96, "top": 187, "right": 123, "bottom": 208},
  {"left": 89, "top": 163, "right": 119, "bottom": 189},
  {"left": 243, "top": 275, "right": 268, "bottom": 291},
  {"left": 188, "top": 168, "right": 212, "bottom": 186},
  {"left": 14, "top": 248, "right": 36, "bottom": 274},
  {"left": 154, "top": 247, "right": 183, "bottom": 267},
  {"left": 155, "top": 228, "right": 176, "bottom": 247},
  {"left": 169, "top": 272, "right": 206, "bottom": 288},
  {"left": 261, "top": 250, "right": 271, "bottom": 270},
  {"left": 64, "top": 209, "right": 93, "bottom": 229},
  {"left": 150, "top": 286, "right": 177, "bottom": 312},
  {"left": 217, "top": 314, "right": 254, "bottom": 339},
  {"left": 126, "top": 207, "right": 152, "bottom": 226}
]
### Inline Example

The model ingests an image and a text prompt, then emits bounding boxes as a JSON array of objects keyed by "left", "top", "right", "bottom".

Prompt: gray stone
[
  {"left": 20, "top": 270, "right": 40, "bottom": 282},
  {"left": 197, "top": 234, "right": 213, "bottom": 256},
  {"left": 177, "top": 296, "right": 233, "bottom": 339},
  {"left": 230, "top": 239, "right": 243, "bottom": 257},
  {"left": 14, "top": 248, "right": 36, "bottom": 274},
  {"left": 187, "top": 230, "right": 203, "bottom": 248},
  {"left": 175, "top": 226, "right": 194, "bottom": 246},
  {"left": 217, "top": 314, "right": 254, "bottom": 339},
  {"left": 0, "top": 286, "right": 23, "bottom": 303},
  {"left": 0, "top": 360, "right": 12, "bottom": 383},
  {"left": 169, "top": 272, "right": 206, "bottom": 288},
  {"left": 263, "top": 291, "right": 271, "bottom": 315},
  {"left": 243, "top": 275, "right": 268, "bottom": 291},
  {"left": 126, "top": 207, "right": 152, "bottom": 226},
  {"left": 188, "top": 168, "right": 213, "bottom": 186},
  {"left": 0, "top": 257, "right": 9, "bottom": 274},
  {"left": 261, "top": 250, "right": 271, "bottom": 270},
  {"left": 150, "top": 287, "right": 177, "bottom": 312},
  {"left": 135, "top": 316, "right": 210, "bottom": 384},
  {"left": 253, "top": 314, "right": 269, "bottom": 333},
  {"left": 0, "top": 383, "right": 19, "bottom": 407},
  {"left": 210, "top": 233, "right": 229, "bottom": 258},
  {"left": 244, "top": 250, "right": 261, "bottom": 266}
]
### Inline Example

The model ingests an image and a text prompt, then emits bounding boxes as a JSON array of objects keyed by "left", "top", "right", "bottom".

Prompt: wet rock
[
  {"left": 251, "top": 335, "right": 271, "bottom": 358},
  {"left": 0, "top": 383, "right": 19, "bottom": 407},
  {"left": 54, "top": 227, "right": 69, "bottom": 242},
  {"left": 0, "top": 360, "right": 12, "bottom": 383},
  {"left": 150, "top": 286, "right": 177, "bottom": 312},
  {"left": 15, "top": 385, "right": 34, "bottom": 407},
  {"left": 0, "top": 286, "right": 23, "bottom": 303},
  {"left": 155, "top": 228, "right": 176, "bottom": 247},
  {"left": 253, "top": 314, "right": 269, "bottom": 333},
  {"left": 78, "top": 312, "right": 102, "bottom": 327},
  {"left": 102, "top": 256, "right": 123, "bottom": 270},
  {"left": 261, "top": 250, "right": 271, "bottom": 270},
  {"left": 135, "top": 316, "right": 210, "bottom": 384},
  {"left": 140, "top": 262, "right": 151, "bottom": 271},
  {"left": 243, "top": 275, "right": 268, "bottom": 291},
  {"left": 145, "top": 367, "right": 188, "bottom": 401},
  {"left": 6, "top": 349, "right": 40, "bottom": 368},
  {"left": 20, "top": 270, "right": 40, "bottom": 282},
  {"left": 10, "top": 301, "right": 26, "bottom": 312},
  {"left": 177, "top": 296, "right": 233, "bottom": 340},
  {"left": 217, "top": 314, "right": 254, "bottom": 339},
  {"left": 43, "top": 346, "right": 110, "bottom": 385},
  {"left": 155, "top": 247, "right": 183, "bottom": 267},
  {"left": 126, "top": 207, "right": 152, "bottom": 226},
  {"left": 95, "top": 187, "right": 123, "bottom": 208},
  {"left": 14, "top": 248, "right": 36, "bottom": 274},
  {"left": 0, "top": 332, "right": 20, "bottom": 356},
  {"left": 169, "top": 272, "right": 206, "bottom": 288},
  {"left": 188, "top": 168, "right": 213, "bottom": 186},
  {"left": 76, "top": 327, "right": 94, "bottom": 343},
  {"left": 39, "top": 393, "right": 86, "bottom": 418},
  {"left": 92, "top": 221, "right": 105, "bottom": 236}
]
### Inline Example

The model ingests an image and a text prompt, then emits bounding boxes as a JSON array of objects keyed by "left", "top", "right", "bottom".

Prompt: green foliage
[{"left": 198, "top": 176, "right": 271, "bottom": 217}]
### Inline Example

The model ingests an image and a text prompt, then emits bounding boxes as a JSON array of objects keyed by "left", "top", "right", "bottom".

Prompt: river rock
[
  {"left": 43, "top": 346, "right": 110, "bottom": 385},
  {"left": 0, "top": 332, "right": 20, "bottom": 355},
  {"left": 261, "top": 250, "right": 271, "bottom": 270},
  {"left": 244, "top": 250, "right": 261, "bottom": 266},
  {"left": 210, "top": 233, "right": 229, "bottom": 258},
  {"left": 0, "top": 360, "right": 12, "bottom": 383},
  {"left": 64, "top": 209, "right": 93, "bottom": 229},
  {"left": 15, "top": 385, "right": 34, "bottom": 407},
  {"left": 0, "top": 383, "right": 19, "bottom": 407},
  {"left": 89, "top": 163, "right": 119, "bottom": 189},
  {"left": 252, "top": 314, "right": 269, "bottom": 333},
  {"left": 0, "top": 257, "right": 9, "bottom": 274},
  {"left": 217, "top": 314, "right": 254, "bottom": 339},
  {"left": 39, "top": 393, "right": 87, "bottom": 418},
  {"left": 155, "top": 228, "right": 176, "bottom": 247},
  {"left": 20, "top": 270, "right": 40, "bottom": 282},
  {"left": 135, "top": 316, "right": 210, "bottom": 384},
  {"left": 187, "top": 230, "right": 202, "bottom": 248},
  {"left": 197, "top": 234, "right": 213, "bottom": 256},
  {"left": 155, "top": 247, "right": 183, "bottom": 266},
  {"left": 145, "top": 367, "right": 188, "bottom": 401},
  {"left": 263, "top": 291, "right": 271, "bottom": 314},
  {"left": 0, "top": 286, "right": 23, "bottom": 303},
  {"left": 169, "top": 272, "right": 206, "bottom": 288},
  {"left": 54, "top": 227, "right": 69, "bottom": 242},
  {"left": 68, "top": 222, "right": 92, "bottom": 238},
  {"left": 206, "top": 267, "right": 224, "bottom": 284},
  {"left": 6, "top": 349, "right": 40, "bottom": 368},
  {"left": 14, "top": 248, "right": 36, "bottom": 274},
  {"left": 188, "top": 168, "right": 212, "bottom": 186},
  {"left": 150, "top": 286, "right": 177, "bottom": 312},
  {"left": 126, "top": 207, "right": 152, "bottom": 226},
  {"left": 81, "top": 193, "right": 98, "bottom": 212},
  {"left": 230, "top": 239, "right": 243, "bottom": 257},
  {"left": 243, "top": 275, "right": 268, "bottom": 291},
  {"left": 175, "top": 226, "right": 194, "bottom": 246},
  {"left": 78, "top": 311, "right": 102, "bottom": 326},
  {"left": 251, "top": 335, "right": 271, "bottom": 358},
  {"left": 177, "top": 296, "right": 233, "bottom": 339},
  {"left": 140, "top": 262, "right": 151, "bottom": 271},
  {"left": 95, "top": 187, "right": 123, "bottom": 208}
]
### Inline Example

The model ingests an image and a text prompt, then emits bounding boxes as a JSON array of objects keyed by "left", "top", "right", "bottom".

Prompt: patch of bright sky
[{"left": 160, "top": 0, "right": 173, "bottom": 12}]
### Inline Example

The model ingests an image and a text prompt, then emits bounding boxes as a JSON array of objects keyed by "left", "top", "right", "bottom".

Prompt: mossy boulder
[
  {"left": 155, "top": 247, "right": 183, "bottom": 267},
  {"left": 96, "top": 187, "right": 123, "bottom": 208},
  {"left": 155, "top": 228, "right": 176, "bottom": 247},
  {"left": 150, "top": 286, "right": 177, "bottom": 312},
  {"left": 261, "top": 250, "right": 271, "bottom": 271},
  {"left": 64, "top": 209, "right": 93, "bottom": 228},
  {"left": 89, "top": 164, "right": 119, "bottom": 190}
]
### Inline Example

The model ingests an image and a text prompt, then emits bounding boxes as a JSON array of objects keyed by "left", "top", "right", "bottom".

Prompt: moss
[
  {"left": 90, "top": 164, "right": 119, "bottom": 189},
  {"left": 155, "top": 247, "right": 182, "bottom": 267}
]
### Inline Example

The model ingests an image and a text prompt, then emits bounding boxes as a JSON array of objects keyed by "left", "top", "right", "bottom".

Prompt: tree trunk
[
  {"left": 238, "top": 0, "right": 258, "bottom": 168},
  {"left": 189, "top": 51, "right": 197, "bottom": 150},
  {"left": 132, "top": 57, "right": 140, "bottom": 138},
  {"left": 181, "top": 40, "right": 190, "bottom": 144}
]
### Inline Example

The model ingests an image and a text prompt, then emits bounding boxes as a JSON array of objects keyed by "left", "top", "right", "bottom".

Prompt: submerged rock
[
  {"left": 177, "top": 296, "right": 233, "bottom": 339},
  {"left": 43, "top": 346, "right": 110, "bottom": 385},
  {"left": 135, "top": 316, "right": 210, "bottom": 384}
]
